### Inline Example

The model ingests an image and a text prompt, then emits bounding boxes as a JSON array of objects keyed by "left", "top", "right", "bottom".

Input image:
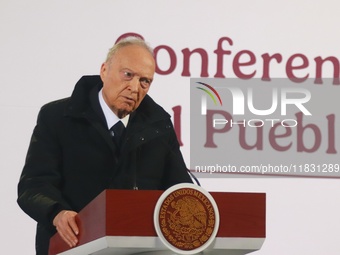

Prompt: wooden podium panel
[{"left": 49, "top": 189, "right": 265, "bottom": 255}]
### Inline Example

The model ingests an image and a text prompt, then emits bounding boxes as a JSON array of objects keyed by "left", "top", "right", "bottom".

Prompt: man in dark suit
[{"left": 17, "top": 37, "right": 192, "bottom": 255}]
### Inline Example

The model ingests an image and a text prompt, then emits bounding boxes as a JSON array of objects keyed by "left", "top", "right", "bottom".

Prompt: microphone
[
  {"left": 126, "top": 126, "right": 201, "bottom": 189},
  {"left": 187, "top": 169, "right": 201, "bottom": 186},
  {"left": 158, "top": 138, "right": 201, "bottom": 187}
]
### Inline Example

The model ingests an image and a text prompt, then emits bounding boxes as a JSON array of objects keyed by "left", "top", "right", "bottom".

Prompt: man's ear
[{"left": 100, "top": 62, "right": 107, "bottom": 81}]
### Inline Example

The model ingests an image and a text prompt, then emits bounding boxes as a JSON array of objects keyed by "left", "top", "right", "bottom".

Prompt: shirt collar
[{"left": 98, "top": 89, "right": 129, "bottom": 129}]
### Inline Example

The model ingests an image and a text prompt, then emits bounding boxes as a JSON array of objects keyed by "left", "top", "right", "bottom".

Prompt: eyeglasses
[{"left": 120, "top": 69, "right": 153, "bottom": 89}]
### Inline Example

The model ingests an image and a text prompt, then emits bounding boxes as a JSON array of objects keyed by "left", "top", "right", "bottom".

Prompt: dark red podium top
[{"left": 49, "top": 189, "right": 265, "bottom": 255}]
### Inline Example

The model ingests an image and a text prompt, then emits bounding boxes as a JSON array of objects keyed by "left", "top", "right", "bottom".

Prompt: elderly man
[{"left": 17, "top": 37, "right": 192, "bottom": 255}]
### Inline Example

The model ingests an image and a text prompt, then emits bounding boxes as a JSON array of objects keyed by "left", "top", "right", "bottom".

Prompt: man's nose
[{"left": 129, "top": 77, "right": 140, "bottom": 92}]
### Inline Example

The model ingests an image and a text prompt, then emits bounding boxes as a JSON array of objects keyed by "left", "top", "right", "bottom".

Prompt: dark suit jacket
[{"left": 17, "top": 75, "right": 192, "bottom": 255}]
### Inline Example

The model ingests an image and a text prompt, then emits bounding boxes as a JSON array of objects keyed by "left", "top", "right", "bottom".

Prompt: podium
[{"left": 49, "top": 189, "right": 265, "bottom": 255}]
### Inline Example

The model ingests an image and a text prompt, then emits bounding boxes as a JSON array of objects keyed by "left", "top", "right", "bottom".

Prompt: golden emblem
[{"left": 158, "top": 187, "right": 217, "bottom": 251}]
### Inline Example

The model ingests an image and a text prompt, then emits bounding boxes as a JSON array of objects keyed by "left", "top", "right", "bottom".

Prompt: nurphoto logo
[
  {"left": 195, "top": 80, "right": 312, "bottom": 128},
  {"left": 190, "top": 78, "right": 338, "bottom": 178}
]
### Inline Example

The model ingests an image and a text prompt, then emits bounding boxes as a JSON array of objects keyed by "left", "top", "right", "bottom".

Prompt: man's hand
[{"left": 53, "top": 210, "right": 79, "bottom": 248}]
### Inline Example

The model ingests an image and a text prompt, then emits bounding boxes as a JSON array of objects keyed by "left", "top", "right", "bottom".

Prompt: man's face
[{"left": 100, "top": 44, "right": 155, "bottom": 118}]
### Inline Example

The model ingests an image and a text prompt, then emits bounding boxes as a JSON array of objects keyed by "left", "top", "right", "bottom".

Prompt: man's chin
[{"left": 116, "top": 107, "right": 134, "bottom": 118}]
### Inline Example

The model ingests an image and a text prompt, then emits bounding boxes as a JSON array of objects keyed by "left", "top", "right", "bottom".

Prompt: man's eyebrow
[{"left": 120, "top": 66, "right": 153, "bottom": 79}]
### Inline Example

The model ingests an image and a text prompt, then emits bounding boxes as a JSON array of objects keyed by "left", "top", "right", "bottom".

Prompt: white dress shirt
[{"left": 98, "top": 88, "right": 129, "bottom": 129}]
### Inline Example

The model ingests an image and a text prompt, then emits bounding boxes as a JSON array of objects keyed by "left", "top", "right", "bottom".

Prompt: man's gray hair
[{"left": 105, "top": 36, "right": 154, "bottom": 63}]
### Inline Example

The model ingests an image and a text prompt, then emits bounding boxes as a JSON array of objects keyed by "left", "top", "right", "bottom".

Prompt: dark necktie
[{"left": 110, "top": 121, "right": 125, "bottom": 149}]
